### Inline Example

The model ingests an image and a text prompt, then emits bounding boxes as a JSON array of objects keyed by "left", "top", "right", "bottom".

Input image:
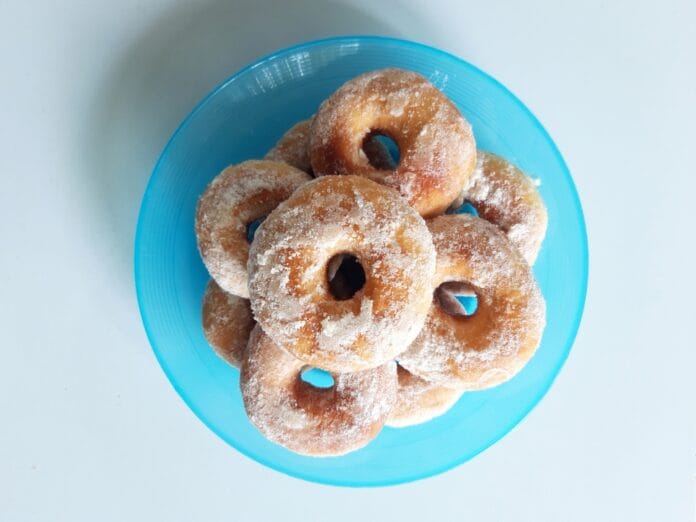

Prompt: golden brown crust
[
  {"left": 266, "top": 118, "right": 395, "bottom": 175},
  {"left": 386, "top": 366, "right": 463, "bottom": 428},
  {"left": 398, "top": 214, "right": 546, "bottom": 390},
  {"left": 201, "top": 280, "right": 254, "bottom": 368},
  {"left": 309, "top": 68, "right": 476, "bottom": 217},
  {"left": 240, "top": 326, "right": 397, "bottom": 456},
  {"left": 247, "top": 175, "right": 436, "bottom": 373},
  {"left": 195, "top": 160, "right": 312, "bottom": 297},
  {"left": 454, "top": 151, "right": 547, "bottom": 263}
]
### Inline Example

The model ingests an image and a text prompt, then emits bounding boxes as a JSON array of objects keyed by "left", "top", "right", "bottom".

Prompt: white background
[{"left": 1, "top": 0, "right": 694, "bottom": 520}]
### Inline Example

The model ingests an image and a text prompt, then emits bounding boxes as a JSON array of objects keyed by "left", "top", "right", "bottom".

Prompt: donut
[
  {"left": 397, "top": 214, "right": 546, "bottom": 390},
  {"left": 386, "top": 365, "right": 463, "bottom": 428},
  {"left": 266, "top": 118, "right": 395, "bottom": 174},
  {"left": 241, "top": 326, "right": 397, "bottom": 456},
  {"left": 248, "top": 175, "right": 436, "bottom": 373},
  {"left": 450, "top": 150, "right": 548, "bottom": 264},
  {"left": 309, "top": 68, "right": 476, "bottom": 217},
  {"left": 195, "top": 160, "right": 311, "bottom": 298},
  {"left": 201, "top": 280, "right": 254, "bottom": 368}
]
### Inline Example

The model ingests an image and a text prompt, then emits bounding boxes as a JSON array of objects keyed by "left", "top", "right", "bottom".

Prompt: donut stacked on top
[{"left": 195, "top": 68, "right": 548, "bottom": 457}]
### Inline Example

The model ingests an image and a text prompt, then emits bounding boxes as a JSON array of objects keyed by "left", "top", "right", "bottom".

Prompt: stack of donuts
[{"left": 195, "top": 68, "right": 547, "bottom": 456}]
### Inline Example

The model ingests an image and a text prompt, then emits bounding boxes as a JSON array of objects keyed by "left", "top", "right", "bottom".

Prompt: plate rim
[{"left": 134, "top": 35, "right": 589, "bottom": 487}]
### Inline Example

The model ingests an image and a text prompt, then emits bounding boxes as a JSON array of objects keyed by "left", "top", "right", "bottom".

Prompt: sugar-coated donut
[
  {"left": 195, "top": 160, "right": 311, "bottom": 298},
  {"left": 201, "top": 280, "right": 254, "bottom": 368},
  {"left": 451, "top": 150, "right": 547, "bottom": 264},
  {"left": 386, "top": 365, "right": 463, "bottom": 428},
  {"left": 398, "top": 214, "right": 546, "bottom": 390},
  {"left": 266, "top": 118, "right": 395, "bottom": 175},
  {"left": 310, "top": 68, "right": 476, "bottom": 217},
  {"left": 248, "top": 175, "right": 436, "bottom": 373},
  {"left": 241, "top": 326, "right": 397, "bottom": 456}
]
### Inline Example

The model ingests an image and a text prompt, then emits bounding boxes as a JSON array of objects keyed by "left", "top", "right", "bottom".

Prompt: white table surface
[{"left": 1, "top": 0, "right": 694, "bottom": 520}]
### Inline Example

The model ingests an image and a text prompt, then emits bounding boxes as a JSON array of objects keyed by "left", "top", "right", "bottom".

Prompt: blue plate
[{"left": 135, "top": 36, "right": 588, "bottom": 486}]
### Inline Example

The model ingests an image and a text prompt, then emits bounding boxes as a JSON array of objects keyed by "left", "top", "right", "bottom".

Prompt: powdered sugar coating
[
  {"left": 310, "top": 68, "right": 476, "bottom": 217},
  {"left": 398, "top": 214, "right": 546, "bottom": 390},
  {"left": 266, "top": 118, "right": 395, "bottom": 175},
  {"left": 240, "top": 326, "right": 397, "bottom": 456},
  {"left": 386, "top": 365, "right": 463, "bottom": 428},
  {"left": 201, "top": 280, "right": 254, "bottom": 368},
  {"left": 195, "top": 160, "right": 312, "bottom": 297},
  {"left": 451, "top": 150, "right": 548, "bottom": 264},
  {"left": 248, "top": 175, "right": 436, "bottom": 372}
]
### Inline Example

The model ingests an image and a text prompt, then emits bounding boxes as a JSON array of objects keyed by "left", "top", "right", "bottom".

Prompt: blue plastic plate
[{"left": 135, "top": 36, "right": 588, "bottom": 486}]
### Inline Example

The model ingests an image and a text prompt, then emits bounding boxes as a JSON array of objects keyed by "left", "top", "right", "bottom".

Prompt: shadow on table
[{"left": 80, "top": 0, "right": 432, "bottom": 294}]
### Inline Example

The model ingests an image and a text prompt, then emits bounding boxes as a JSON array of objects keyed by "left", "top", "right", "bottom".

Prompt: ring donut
[
  {"left": 248, "top": 175, "right": 436, "bottom": 372},
  {"left": 241, "top": 326, "right": 397, "bottom": 456},
  {"left": 451, "top": 150, "right": 547, "bottom": 263},
  {"left": 398, "top": 214, "right": 546, "bottom": 390},
  {"left": 201, "top": 280, "right": 254, "bottom": 368},
  {"left": 266, "top": 118, "right": 395, "bottom": 175},
  {"left": 310, "top": 68, "right": 476, "bottom": 217},
  {"left": 195, "top": 160, "right": 311, "bottom": 297},
  {"left": 386, "top": 365, "right": 463, "bottom": 428}
]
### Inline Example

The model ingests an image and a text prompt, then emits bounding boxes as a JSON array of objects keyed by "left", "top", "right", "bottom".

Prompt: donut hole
[
  {"left": 449, "top": 200, "right": 479, "bottom": 217},
  {"left": 326, "top": 253, "right": 366, "bottom": 300},
  {"left": 436, "top": 281, "right": 479, "bottom": 317},
  {"left": 300, "top": 366, "right": 335, "bottom": 389},
  {"left": 245, "top": 217, "right": 265, "bottom": 243},
  {"left": 363, "top": 131, "right": 400, "bottom": 168},
  {"left": 457, "top": 293, "right": 479, "bottom": 315}
]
